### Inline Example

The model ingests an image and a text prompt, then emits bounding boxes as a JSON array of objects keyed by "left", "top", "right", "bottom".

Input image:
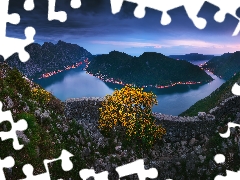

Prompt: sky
[{"left": 7, "top": 0, "right": 240, "bottom": 56}]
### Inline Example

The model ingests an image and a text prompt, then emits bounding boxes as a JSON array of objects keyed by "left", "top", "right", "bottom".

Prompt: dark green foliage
[
  {"left": 0, "top": 63, "right": 87, "bottom": 179},
  {"left": 180, "top": 72, "right": 240, "bottom": 116},
  {"left": 4, "top": 67, "right": 31, "bottom": 96},
  {"left": 203, "top": 51, "right": 240, "bottom": 80},
  {"left": 86, "top": 51, "right": 213, "bottom": 86}
]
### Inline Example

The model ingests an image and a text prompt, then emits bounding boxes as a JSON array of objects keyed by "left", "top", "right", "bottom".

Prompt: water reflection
[{"left": 36, "top": 60, "right": 225, "bottom": 116}]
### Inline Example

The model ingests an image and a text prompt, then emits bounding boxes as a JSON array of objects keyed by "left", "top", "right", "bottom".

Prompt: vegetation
[
  {"left": 180, "top": 72, "right": 240, "bottom": 116},
  {"left": 0, "top": 63, "right": 98, "bottom": 179},
  {"left": 86, "top": 51, "right": 213, "bottom": 86},
  {"left": 31, "top": 87, "right": 51, "bottom": 104},
  {"left": 98, "top": 84, "right": 166, "bottom": 152},
  {"left": 203, "top": 51, "right": 240, "bottom": 80}
]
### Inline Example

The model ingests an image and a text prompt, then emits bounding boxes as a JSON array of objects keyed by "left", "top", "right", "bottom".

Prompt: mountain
[
  {"left": 202, "top": 51, "right": 240, "bottom": 80},
  {"left": 86, "top": 51, "right": 213, "bottom": 86},
  {"left": 169, "top": 53, "right": 215, "bottom": 61},
  {"left": 2, "top": 62, "right": 240, "bottom": 179},
  {"left": 0, "top": 62, "right": 89, "bottom": 179},
  {"left": 0, "top": 40, "right": 92, "bottom": 79},
  {"left": 180, "top": 71, "right": 240, "bottom": 116}
]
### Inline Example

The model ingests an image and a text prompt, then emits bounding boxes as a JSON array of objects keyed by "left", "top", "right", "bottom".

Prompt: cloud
[
  {"left": 89, "top": 39, "right": 240, "bottom": 56},
  {"left": 91, "top": 40, "right": 163, "bottom": 48},
  {"left": 92, "top": 39, "right": 240, "bottom": 50},
  {"left": 165, "top": 40, "right": 223, "bottom": 48},
  {"left": 6, "top": 0, "right": 240, "bottom": 56}
]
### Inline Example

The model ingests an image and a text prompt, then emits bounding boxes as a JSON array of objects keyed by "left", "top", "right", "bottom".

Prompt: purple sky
[{"left": 8, "top": 0, "right": 240, "bottom": 56}]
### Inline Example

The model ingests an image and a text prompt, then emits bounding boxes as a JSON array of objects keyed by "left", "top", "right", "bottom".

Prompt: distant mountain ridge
[
  {"left": 86, "top": 51, "right": 213, "bottom": 87},
  {"left": 202, "top": 51, "right": 240, "bottom": 80},
  {"left": 169, "top": 53, "right": 215, "bottom": 61},
  {"left": 0, "top": 40, "right": 92, "bottom": 79}
]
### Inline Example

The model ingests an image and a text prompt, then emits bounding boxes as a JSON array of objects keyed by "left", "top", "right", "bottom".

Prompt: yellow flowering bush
[
  {"left": 98, "top": 84, "right": 166, "bottom": 150},
  {"left": 31, "top": 87, "right": 51, "bottom": 104}
]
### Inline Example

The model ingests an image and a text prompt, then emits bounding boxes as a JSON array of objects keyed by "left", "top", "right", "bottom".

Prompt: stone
[
  {"left": 16, "top": 131, "right": 30, "bottom": 145},
  {"left": 181, "top": 141, "right": 187, "bottom": 146},
  {"left": 194, "top": 145, "right": 202, "bottom": 155},
  {"left": 34, "top": 109, "right": 41, "bottom": 117},
  {"left": 23, "top": 105, "right": 30, "bottom": 112},
  {"left": 40, "top": 110, "right": 50, "bottom": 120},
  {"left": 115, "top": 146, "right": 121, "bottom": 152},
  {"left": 82, "top": 147, "right": 90, "bottom": 157},
  {"left": 5, "top": 96, "right": 14, "bottom": 108},
  {"left": 198, "top": 155, "right": 206, "bottom": 163},
  {"left": 189, "top": 138, "right": 196, "bottom": 146},
  {"left": 198, "top": 112, "right": 206, "bottom": 120}
]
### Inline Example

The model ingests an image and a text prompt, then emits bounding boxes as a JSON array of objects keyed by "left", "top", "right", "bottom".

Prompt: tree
[{"left": 98, "top": 84, "right": 166, "bottom": 151}]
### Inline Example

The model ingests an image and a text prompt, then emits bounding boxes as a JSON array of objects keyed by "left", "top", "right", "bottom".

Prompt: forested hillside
[
  {"left": 180, "top": 72, "right": 240, "bottom": 116},
  {"left": 86, "top": 51, "right": 213, "bottom": 86},
  {"left": 203, "top": 51, "right": 240, "bottom": 80}
]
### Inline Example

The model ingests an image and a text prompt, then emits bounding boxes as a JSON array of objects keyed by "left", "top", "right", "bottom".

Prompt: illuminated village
[
  {"left": 38, "top": 58, "right": 89, "bottom": 79},
  {"left": 38, "top": 60, "right": 215, "bottom": 89}
]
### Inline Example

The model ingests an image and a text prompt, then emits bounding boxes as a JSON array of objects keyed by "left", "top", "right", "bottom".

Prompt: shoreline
[{"left": 85, "top": 71, "right": 212, "bottom": 89}]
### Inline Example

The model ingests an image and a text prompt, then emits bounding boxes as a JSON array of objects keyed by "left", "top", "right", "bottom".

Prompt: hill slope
[
  {"left": 2, "top": 62, "right": 240, "bottom": 179},
  {"left": 0, "top": 40, "right": 92, "bottom": 80},
  {"left": 86, "top": 51, "right": 213, "bottom": 86},
  {"left": 180, "top": 72, "right": 240, "bottom": 116},
  {"left": 0, "top": 62, "right": 102, "bottom": 179},
  {"left": 169, "top": 53, "right": 215, "bottom": 61},
  {"left": 203, "top": 51, "right": 240, "bottom": 80}
]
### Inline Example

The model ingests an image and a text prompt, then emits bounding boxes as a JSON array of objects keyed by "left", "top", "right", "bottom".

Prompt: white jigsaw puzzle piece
[
  {"left": 231, "top": 83, "right": 240, "bottom": 96},
  {"left": 20, "top": 149, "right": 73, "bottom": 180},
  {"left": 0, "top": 0, "right": 36, "bottom": 62},
  {"left": 110, "top": 0, "right": 240, "bottom": 35},
  {"left": 110, "top": 0, "right": 183, "bottom": 23},
  {"left": 48, "top": 0, "right": 82, "bottom": 22},
  {"left": 0, "top": 102, "right": 28, "bottom": 150},
  {"left": 79, "top": 169, "right": 109, "bottom": 180},
  {"left": 48, "top": 0, "right": 67, "bottom": 22},
  {"left": 115, "top": 159, "right": 158, "bottom": 180},
  {"left": 70, "top": 0, "right": 81, "bottom": 9},
  {"left": 215, "top": 170, "right": 240, "bottom": 180},
  {"left": 180, "top": 0, "right": 207, "bottom": 29},
  {"left": 0, "top": 0, "right": 83, "bottom": 62},
  {"left": 206, "top": 0, "right": 240, "bottom": 36},
  {"left": 214, "top": 122, "right": 240, "bottom": 179},
  {"left": 219, "top": 122, "right": 240, "bottom": 138},
  {"left": 24, "top": 0, "right": 35, "bottom": 11},
  {"left": 0, "top": 156, "right": 15, "bottom": 180}
]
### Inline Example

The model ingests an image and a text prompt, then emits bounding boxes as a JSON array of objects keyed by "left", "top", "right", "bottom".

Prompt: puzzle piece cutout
[
  {"left": 214, "top": 154, "right": 240, "bottom": 179},
  {"left": 110, "top": 0, "right": 240, "bottom": 36},
  {"left": 116, "top": 159, "right": 158, "bottom": 180},
  {"left": 213, "top": 122, "right": 240, "bottom": 179},
  {"left": 231, "top": 83, "right": 240, "bottom": 96},
  {"left": 79, "top": 159, "right": 158, "bottom": 180},
  {"left": 0, "top": 0, "right": 36, "bottom": 62},
  {"left": 0, "top": 101, "right": 28, "bottom": 150},
  {"left": 0, "top": 0, "right": 82, "bottom": 62},
  {"left": 20, "top": 149, "right": 73, "bottom": 180},
  {"left": 214, "top": 170, "right": 240, "bottom": 180},
  {"left": 79, "top": 169, "right": 109, "bottom": 180},
  {"left": 219, "top": 122, "right": 240, "bottom": 138},
  {"left": 48, "top": 0, "right": 82, "bottom": 22},
  {"left": 24, "top": 0, "right": 35, "bottom": 11},
  {"left": 0, "top": 156, "right": 15, "bottom": 180}
]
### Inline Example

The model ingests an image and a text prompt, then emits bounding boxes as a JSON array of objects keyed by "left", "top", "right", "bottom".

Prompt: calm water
[{"left": 35, "top": 60, "right": 225, "bottom": 115}]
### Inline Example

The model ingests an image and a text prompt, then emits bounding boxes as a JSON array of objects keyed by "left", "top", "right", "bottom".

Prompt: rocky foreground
[
  {"left": 64, "top": 97, "right": 240, "bottom": 180},
  {"left": 1, "top": 62, "right": 240, "bottom": 180}
]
